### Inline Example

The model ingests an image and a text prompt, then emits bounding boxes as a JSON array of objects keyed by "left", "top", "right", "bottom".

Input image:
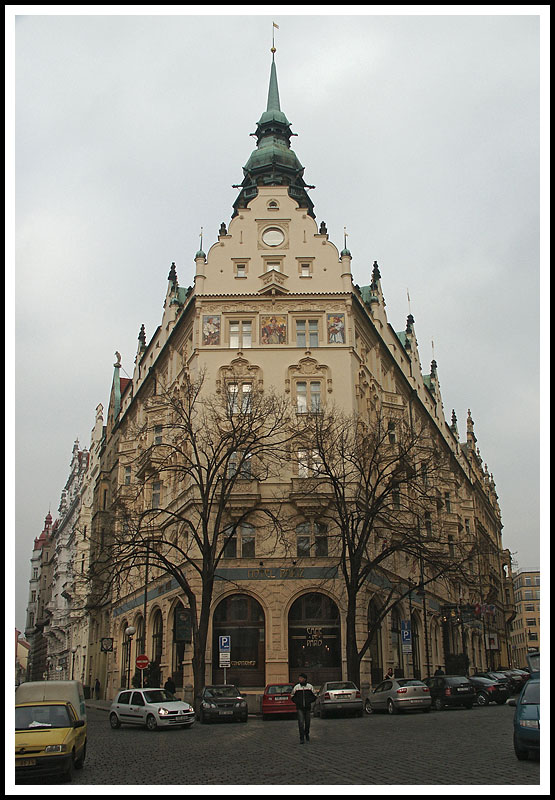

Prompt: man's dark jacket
[{"left": 291, "top": 684, "right": 317, "bottom": 709}]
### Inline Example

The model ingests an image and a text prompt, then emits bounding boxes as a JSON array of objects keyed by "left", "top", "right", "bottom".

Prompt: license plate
[
  {"left": 17, "top": 759, "right": 37, "bottom": 767},
  {"left": 275, "top": 699, "right": 286, "bottom": 702},
  {"left": 457, "top": 687, "right": 469, "bottom": 692},
  {"left": 410, "top": 699, "right": 419, "bottom": 703},
  {"left": 219, "top": 710, "right": 233, "bottom": 715}
]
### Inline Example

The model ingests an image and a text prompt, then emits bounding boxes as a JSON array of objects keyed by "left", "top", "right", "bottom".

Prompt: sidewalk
[{"left": 86, "top": 699, "right": 111, "bottom": 712}]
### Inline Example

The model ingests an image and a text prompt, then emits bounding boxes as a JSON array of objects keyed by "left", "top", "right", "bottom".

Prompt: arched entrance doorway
[
  {"left": 212, "top": 594, "right": 265, "bottom": 687},
  {"left": 288, "top": 592, "right": 341, "bottom": 685},
  {"left": 367, "top": 598, "right": 383, "bottom": 686}
]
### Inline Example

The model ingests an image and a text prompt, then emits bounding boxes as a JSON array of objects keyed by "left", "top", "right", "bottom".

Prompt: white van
[{"left": 16, "top": 681, "right": 87, "bottom": 720}]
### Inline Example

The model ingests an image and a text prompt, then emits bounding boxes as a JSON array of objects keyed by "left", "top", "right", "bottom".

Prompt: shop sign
[{"left": 306, "top": 626, "right": 323, "bottom": 647}]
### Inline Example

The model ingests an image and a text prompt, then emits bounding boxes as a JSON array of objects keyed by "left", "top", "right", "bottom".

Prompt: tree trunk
[{"left": 345, "top": 589, "right": 361, "bottom": 688}]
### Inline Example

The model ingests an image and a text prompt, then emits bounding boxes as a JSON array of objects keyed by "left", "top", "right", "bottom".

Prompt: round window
[{"left": 261, "top": 227, "right": 285, "bottom": 247}]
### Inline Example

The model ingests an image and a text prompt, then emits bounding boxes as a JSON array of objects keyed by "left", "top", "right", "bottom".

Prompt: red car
[{"left": 262, "top": 683, "right": 296, "bottom": 719}]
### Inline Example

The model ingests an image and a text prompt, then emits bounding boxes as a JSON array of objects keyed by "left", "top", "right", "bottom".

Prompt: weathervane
[
  {"left": 344, "top": 226, "right": 348, "bottom": 250},
  {"left": 272, "top": 21, "right": 279, "bottom": 54},
  {"left": 199, "top": 226, "right": 203, "bottom": 251}
]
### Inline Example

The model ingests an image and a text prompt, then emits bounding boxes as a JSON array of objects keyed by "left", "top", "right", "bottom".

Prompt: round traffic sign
[{"left": 136, "top": 654, "right": 149, "bottom": 670}]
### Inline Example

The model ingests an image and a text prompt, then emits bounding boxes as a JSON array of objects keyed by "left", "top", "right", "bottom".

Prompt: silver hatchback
[
  {"left": 366, "top": 678, "right": 431, "bottom": 715},
  {"left": 110, "top": 688, "right": 195, "bottom": 731},
  {"left": 314, "top": 681, "right": 364, "bottom": 718}
]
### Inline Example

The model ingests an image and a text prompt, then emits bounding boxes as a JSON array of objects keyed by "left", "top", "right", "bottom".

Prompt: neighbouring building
[
  {"left": 15, "top": 629, "right": 30, "bottom": 685},
  {"left": 510, "top": 569, "right": 540, "bottom": 668},
  {"left": 78, "top": 50, "right": 514, "bottom": 702},
  {"left": 25, "top": 511, "right": 55, "bottom": 681}
]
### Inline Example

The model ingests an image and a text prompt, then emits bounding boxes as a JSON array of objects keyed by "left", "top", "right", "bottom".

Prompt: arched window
[
  {"left": 151, "top": 610, "right": 163, "bottom": 665},
  {"left": 172, "top": 604, "right": 192, "bottom": 688},
  {"left": 288, "top": 592, "right": 341, "bottom": 685},
  {"left": 212, "top": 594, "right": 265, "bottom": 687}
]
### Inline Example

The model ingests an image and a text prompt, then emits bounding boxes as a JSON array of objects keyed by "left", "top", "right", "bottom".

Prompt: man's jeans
[{"left": 297, "top": 707, "right": 311, "bottom": 740}]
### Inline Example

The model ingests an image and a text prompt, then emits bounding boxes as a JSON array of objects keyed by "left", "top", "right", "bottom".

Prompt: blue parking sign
[{"left": 219, "top": 635, "right": 231, "bottom": 652}]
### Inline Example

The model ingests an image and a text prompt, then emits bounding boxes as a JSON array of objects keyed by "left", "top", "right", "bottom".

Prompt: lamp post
[
  {"left": 125, "top": 626, "right": 136, "bottom": 689},
  {"left": 71, "top": 646, "right": 77, "bottom": 680}
]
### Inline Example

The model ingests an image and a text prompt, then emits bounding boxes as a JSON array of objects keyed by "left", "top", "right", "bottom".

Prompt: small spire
[
  {"left": 341, "top": 226, "right": 351, "bottom": 257},
  {"left": 114, "top": 351, "right": 121, "bottom": 368},
  {"left": 138, "top": 324, "right": 146, "bottom": 349},
  {"left": 168, "top": 262, "right": 178, "bottom": 285},
  {"left": 219, "top": 222, "right": 227, "bottom": 236},
  {"left": 319, "top": 221, "right": 328, "bottom": 235},
  {"left": 450, "top": 410, "right": 458, "bottom": 436},
  {"left": 371, "top": 260, "right": 381, "bottom": 285},
  {"left": 430, "top": 359, "right": 437, "bottom": 377},
  {"left": 406, "top": 314, "right": 415, "bottom": 332},
  {"left": 195, "top": 227, "right": 206, "bottom": 259}
]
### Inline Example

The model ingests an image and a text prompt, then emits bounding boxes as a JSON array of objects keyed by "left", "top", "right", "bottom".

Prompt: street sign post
[
  {"left": 219, "top": 636, "right": 231, "bottom": 683},
  {"left": 136, "top": 654, "right": 149, "bottom": 688},
  {"left": 401, "top": 620, "right": 412, "bottom": 655}
]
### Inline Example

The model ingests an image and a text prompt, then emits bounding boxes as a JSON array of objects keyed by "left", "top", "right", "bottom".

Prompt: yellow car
[{"left": 15, "top": 701, "right": 86, "bottom": 782}]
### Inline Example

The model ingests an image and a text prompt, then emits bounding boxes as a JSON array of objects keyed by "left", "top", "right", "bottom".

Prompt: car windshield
[
  {"left": 205, "top": 686, "right": 239, "bottom": 698},
  {"left": 471, "top": 677, "right": 493, "bottom": 685},
  {"left": 446, "top": 678, "right": 470, "bottom": 686},
  {"left": 521, "top": 682, "right": 540, "bottom": 705},
  {"left": 326, "top": 682, "right": 357, "bottom": 690},
  {"left": 491, "top": 672, "right": 508, "bottom": 679},
  {"left": 143, "top": 690, "right": 175, "bottom": 703},
  {"left": 396, "top": 680, "right": 425, "bottom": 687},
  {"left": 266, "top": 685, "right": 293, "bottom": 694},
  {"left": 16, "top": 704, "right": 72, "bottom": 730}
]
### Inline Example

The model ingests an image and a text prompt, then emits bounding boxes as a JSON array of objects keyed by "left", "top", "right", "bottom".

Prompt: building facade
[
  {"left": 25, "top": 512, "right": 55, "bottom": 681},
  {"left": 80, "top": 54, "right": 514, "bottom": 701},
  {"left": 510, "top": 569, "right": 540, "bottom": 668}
]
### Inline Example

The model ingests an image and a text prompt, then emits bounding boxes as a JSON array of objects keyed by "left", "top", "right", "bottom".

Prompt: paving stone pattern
[{"left": 66, "top": 705, "right": 540, "bottom": 786}]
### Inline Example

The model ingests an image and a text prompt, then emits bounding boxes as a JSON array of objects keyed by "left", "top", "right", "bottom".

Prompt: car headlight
[
  {"left": 44, "top": 744, "right": 67, "bottom": 753},
  {"left": 158, "top": 707, "right": 169, "bottom": 716},
  {"left": 519, "top": 719, "right": 539, "bottom": 728},
  {"left": 202, "top": 701, "right": 216, "bottom": 709}
]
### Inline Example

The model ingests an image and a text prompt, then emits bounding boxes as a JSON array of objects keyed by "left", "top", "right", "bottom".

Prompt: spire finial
[
  {"left": 199, "top": 227, "right": 203, "bottom": 251},
  {"left": 272, "top": 21, "right": 279, "bottom": 55},
  {"left": 407, "top": 288, "right": 412, "bottom": 316}
]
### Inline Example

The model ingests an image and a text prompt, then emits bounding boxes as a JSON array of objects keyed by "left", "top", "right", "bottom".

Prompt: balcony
[{"left": 289, "top": 477, "right": 333, "bottom": 513}]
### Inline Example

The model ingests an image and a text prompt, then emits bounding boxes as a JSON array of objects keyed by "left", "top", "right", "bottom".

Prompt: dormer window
[
  {"left": 267, "top": 200, "right": 279, "bottom": 210},
  {"left": 236, "top": 264, "right": 246, "bottom": 278}
]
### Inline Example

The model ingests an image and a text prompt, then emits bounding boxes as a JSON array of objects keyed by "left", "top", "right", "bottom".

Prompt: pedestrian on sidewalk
[
  {"left": 291, "top": 673, "right": 317, "bottom": 744},
  {"left": 384, "top": 667, "right": 394, "bottom": 681},
  {"left": 164, "top": 676, "right": 176, "bottom": 695},
  {"left": 434, "top": 666, "right": 445, "bottom": 676},
  {"left": 94, "top": 678, "right": 101, "bottom": 700}
]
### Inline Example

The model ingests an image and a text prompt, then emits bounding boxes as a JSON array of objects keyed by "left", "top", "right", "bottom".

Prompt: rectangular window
[
  {"left": 424, "top": 512, "right": 432, "bottom": 537},
  {"left": 528, "top": 632, "right": 538, "bottom": 641},
  {"left": 388, "top": 422, "right": 396, "bottom": 444},
  {"left": 33, "top": 568, "right": 38, "bottom": 580},
  {"left": 152, "top": 482, "right": 161, "bottom": 508},
  {"left": 297, "top": 534, "right": 311, "bottom": 557},
  {"left": 525, "top": 604, "right": 535, "bottom": 612},
  {"left": 228, "top": 382, "right": 252, "bottom": 414},
  {"left": 154, "top": 425, "right": 163, "bottom": 445},
  {"left": 31, "top": 591, "right": 36, "bottom": 603},
  {"left": 236, "top": 263, "right": 246, "bottom": 278},
  {"left": 266, "top": 261, "right": 281, "bottom": 272},
  {"left": 229, "top": 320, "right": 252, "bottom": 349},
  {"left": 421, "top": 463, "right": 428, "bottom": 488},
  {"left": 223, "top": 533, "right": 237, "bottom": 559},
  {"left": 392, "top": 489, "right": 401, "bottom": 510},
  {"left": 297, "top": 449, "right": 322, "bottom": 478},
  {"left": 103, "top": 489, "right": 108, "bottom": 510},
  {"left": 124, "top": 466, "right": 131, "bottom": 485},
  {"left": 524, "top": 590, "right": 533, "bottom": 599},
  {"left": 448, "top": 535, "right": 455, "bottom": 557},
  {"left": 464, "top": 518, "right": 471, "bottom": 535},
  {"left": 535, "top": 577, "right": 540, "bottom": 585},
  {"left": 300, "top": 263, "right": 311, "bottom": 277},
  {"left": 525, "top": 576, "right": 532, "bottom": 585},
  {"left": 240, "top": 526, "right": 255, "bottom": 558},
  {"left": 444, "top": 492, "right": 451, "bottom": 513},
  {"left": 526, "top": 618, "right": 537, "bottom": 627},
  {"left": 315, "top": 523, "right": 328, "bottom": 556},
  {"left": 296, "top": 381, "right": 322, "bottom": 413},
  {"left": 295, "top": 319, "right": 319, "bottom": 348}
]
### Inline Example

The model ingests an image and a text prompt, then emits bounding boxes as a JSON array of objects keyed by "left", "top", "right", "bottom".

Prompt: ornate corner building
[{"left": 26, "top": 51, "right": 515, "bottom": 698}]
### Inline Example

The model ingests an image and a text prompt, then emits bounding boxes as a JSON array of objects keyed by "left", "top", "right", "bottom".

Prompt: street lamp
[
  {"left": 71, "top": 646, "right": 77, "bottom": 680},
  {"left": 125, "top": 626, "right": 136, "bottom": 689}
]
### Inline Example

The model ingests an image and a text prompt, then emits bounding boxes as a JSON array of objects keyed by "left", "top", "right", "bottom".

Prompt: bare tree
[
  {"left": 88, "top": 370, "right": 296, "bottom": 695},
  {"left": 293, "top": 403, "right": 479, "bottom": 687}
]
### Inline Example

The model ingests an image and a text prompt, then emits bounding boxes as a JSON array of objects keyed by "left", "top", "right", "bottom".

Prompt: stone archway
[
  {"left": 288, "top": 592, "right": 341, "bottom": 685},
  {"left": 212, "top": 593, "right": 265, "bottom": 687}
]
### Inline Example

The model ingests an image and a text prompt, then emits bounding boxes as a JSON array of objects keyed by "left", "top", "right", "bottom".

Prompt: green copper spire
[{"left": 232, "top": 52, "right": 315, "bottom": 219}]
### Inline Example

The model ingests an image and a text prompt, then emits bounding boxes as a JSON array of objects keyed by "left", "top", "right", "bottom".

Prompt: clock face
[{"left": 261, "top": 227, "right": 285, "bottom": 247}]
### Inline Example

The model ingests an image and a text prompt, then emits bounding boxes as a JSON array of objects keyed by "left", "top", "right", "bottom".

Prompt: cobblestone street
[{"left": 52, "top": 704, "right": 542, "bottom": 786}]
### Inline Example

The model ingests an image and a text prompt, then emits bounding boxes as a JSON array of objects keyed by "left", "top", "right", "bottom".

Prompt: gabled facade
[{"left": 81, "top": 52, "right": 514, "bottom": 702}]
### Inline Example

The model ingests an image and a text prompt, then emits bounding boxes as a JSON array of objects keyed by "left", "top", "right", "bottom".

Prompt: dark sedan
[
  {"left": 473, "top": 671, "right": 513, "bottom": 693},
  {"left": 424, "top": 675, "right": 475, "bottom": 710},
  {"left": 468, "top": 676, "right": 510, "bottom": 706},
  {"left": 195, "top": 685, "right": 248, "bottom": 724}
]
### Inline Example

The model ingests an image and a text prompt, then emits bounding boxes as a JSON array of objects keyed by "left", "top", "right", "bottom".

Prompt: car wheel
[
  {"left": 364, "top": 699, "right": 374, "bottom": 715},
  {"left": 146, "top": 713, "right": 158, "bottom": 731},
  {"left": 387, "top": 699, "right": 397, "bottom": 715},
  {"left": 476, "top": 692, "right": 489, "bottom": 706},
  {"left": 109, "top": 712, "right": 121, "bottom": 729},
  {"left": 433, "top": 697, "right": 444, "bottom": 711},
  {"left": 514, "top": 734, "right": 529, "bottom": 761},
  {"left": 74, "top": 742, "right": 86, "bottom": 769}
]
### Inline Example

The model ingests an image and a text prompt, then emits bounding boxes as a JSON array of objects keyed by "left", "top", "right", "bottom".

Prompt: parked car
[
  {"left": 473, "top": 671, "right": 513, "bottom": 693},
  {"left": 423, "top": 675, "right": 475, "bottom": 710},
  {"left": 262, "top": 683, "right": 296, "bottom": 719},
  {"left": 313, "top": 681, "right": 364, "bottom": 718},
  {"left": 366, "top": 678, "right": 431, "bottom": 715},
  {"left": 511, "top": 668, "right": 531, "bottom": 683},
  {"left": 109, "top": 688, "right": 195, "bottom": 731},
  {"left": 500, "top": 669, "right": 529, "bottom": 693},
  {"left": 468, "top": 675, "right": 510, "bottom": 706},
  {"left": 15, "top": 701, "right": 86, "bottom": 782},
  {"left": 509, "top": 676, "right": 540, "bottom": 760},
  {"left": 195, "top": 685, "right": 248, "bottom": 724}
]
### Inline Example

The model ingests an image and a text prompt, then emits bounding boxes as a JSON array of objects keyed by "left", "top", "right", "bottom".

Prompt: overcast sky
[{"left": 10, "top": 9, "right": 546, "bottom": 634}]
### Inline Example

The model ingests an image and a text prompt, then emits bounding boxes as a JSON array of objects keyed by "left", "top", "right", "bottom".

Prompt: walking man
[
  {"left": 94, "top": 678, "right": 101, "bottom": 700},
  {"left": 291, "top": 673, "right": 317, "bottom": 744}
]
